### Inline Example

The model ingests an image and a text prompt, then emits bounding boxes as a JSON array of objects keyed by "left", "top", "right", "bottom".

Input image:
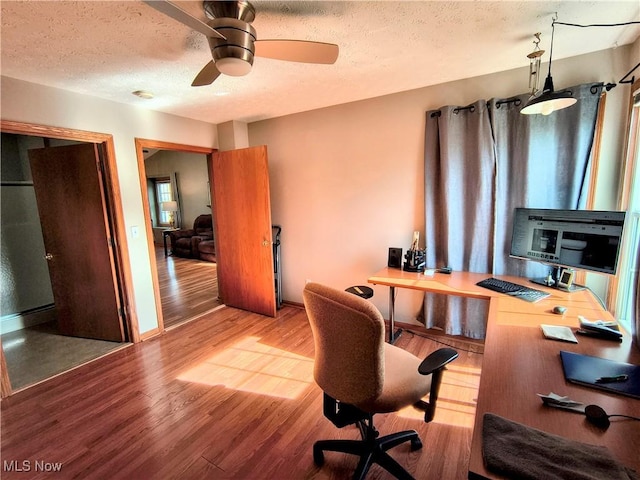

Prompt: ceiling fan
[{"left": 144, "top": 0, "right": 339, "bottom": 86}]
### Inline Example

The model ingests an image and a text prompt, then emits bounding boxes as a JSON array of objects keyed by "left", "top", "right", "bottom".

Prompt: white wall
[
  {"left": 0, "top": 134, "right": 54, "bottom": 329},
  {"left": 0, "top": 77, "right": 217, "bottom": 334},
  {"left": 249, "top": 45, "right": 635, "bottom": 324}
]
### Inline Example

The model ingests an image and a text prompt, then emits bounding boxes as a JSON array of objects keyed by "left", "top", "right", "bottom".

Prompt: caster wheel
[
  {"left": 313, "top": 447, "right": 325, "bottom": 466},
  {"left": 411, "top": 437, "right": 422, "bottom": 451}
]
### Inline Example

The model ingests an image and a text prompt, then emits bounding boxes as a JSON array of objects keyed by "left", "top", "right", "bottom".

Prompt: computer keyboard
[{"left": 476, "top": 277, "right": 550, "bottom": 302}]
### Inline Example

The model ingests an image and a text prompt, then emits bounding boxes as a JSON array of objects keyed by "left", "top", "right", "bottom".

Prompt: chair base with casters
[
  {"left": 312, "top": 348, "right": 459, "bottom": 480},
  {"left": 314, "top": 394, "right": 423, "bottom": 480}
]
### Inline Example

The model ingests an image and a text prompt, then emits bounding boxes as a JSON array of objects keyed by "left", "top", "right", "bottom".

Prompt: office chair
[{"left": 303, "top": 282, "right": 458, "bottom": 480}]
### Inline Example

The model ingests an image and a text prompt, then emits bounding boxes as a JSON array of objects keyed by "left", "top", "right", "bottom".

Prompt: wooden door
[
  {"left": 211, "top": 146, "right": 276, "bottom": 317},
  {"left": 29, "top": 143, "right": 125, "bottom": 342}
]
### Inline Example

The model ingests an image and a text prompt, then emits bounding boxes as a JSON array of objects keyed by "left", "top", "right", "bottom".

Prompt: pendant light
[{"left": 521, "top": 20, "right": 576, "bottom": 115}]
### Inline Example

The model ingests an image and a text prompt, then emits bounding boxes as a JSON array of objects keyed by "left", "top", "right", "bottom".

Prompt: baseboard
[
  {"left": 0, "top": 304, "right": 55, "bottom": 335},
  {"left": 282, "top": 300, "right": 304, "bottom": 309},
  {"left": 140, "top": 327, "right": 162, "bottom": 341}
]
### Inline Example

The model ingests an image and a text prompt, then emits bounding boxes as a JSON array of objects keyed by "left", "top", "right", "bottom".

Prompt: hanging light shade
[
  {"left": 521, "top": 76, "right": 577, "bottom": 115},
  {"left": 521, "top": 21, "right": 576, "bottom": 115}
]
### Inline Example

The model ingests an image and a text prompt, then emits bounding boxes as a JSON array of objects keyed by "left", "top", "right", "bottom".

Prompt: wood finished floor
[
  {"left": 157, "top": 246, "right": 222, "bottom": 329},
  {"left": 0, "top": 247, "right": 220, "bottom": 393},
  {"left": 1, "top": 305, "right": 483, "bottom": 479}
]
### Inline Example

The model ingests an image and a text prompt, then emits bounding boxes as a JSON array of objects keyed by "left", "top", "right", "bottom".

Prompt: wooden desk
[
  {"left": 368, "top": 268, "right": 497, "bottom": 343},
  {"left": 368, "top": 268, "right": 640, "bottom": 479}
]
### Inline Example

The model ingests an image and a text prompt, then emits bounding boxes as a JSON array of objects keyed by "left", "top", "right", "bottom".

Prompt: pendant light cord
[
  {"left": 547, "top": 18, "right": 556, "bottom": 78},
  {"left": 554, "top": 20, "right": 640, "bottom": 28},
  {"left": 550, "top": 17, "right": 640, "bottom": 86}
]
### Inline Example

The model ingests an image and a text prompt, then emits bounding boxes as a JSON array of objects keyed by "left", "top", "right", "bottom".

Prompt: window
[
  {"left": 153, "top": 177, "right": 173, "bottom": 227},
  {"left": 614, "top": 81, "right": 640, "bottom": 333}
]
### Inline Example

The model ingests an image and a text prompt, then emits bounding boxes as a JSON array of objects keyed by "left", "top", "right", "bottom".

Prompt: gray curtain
[
  {"left": 421, "top": 84, "right": 602, "bottom": 339},
  {"left": 491, "top": 84, "right": 602, "bottom": 279},
  {"left": 421, "top": 100, "right": 495, "bottom": 338}
]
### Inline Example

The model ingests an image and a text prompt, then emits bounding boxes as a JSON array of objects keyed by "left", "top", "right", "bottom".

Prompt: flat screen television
[{"left": 510, "top": 208, "right": 626, "bottom": 289}]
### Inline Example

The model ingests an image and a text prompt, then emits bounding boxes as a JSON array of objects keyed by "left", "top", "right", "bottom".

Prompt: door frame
[
  {"left": 0, "top": 120, "right": 139, "bottom": 398},
  {"left": 134, "top": 138, "right": 215, "bottom": 336}
]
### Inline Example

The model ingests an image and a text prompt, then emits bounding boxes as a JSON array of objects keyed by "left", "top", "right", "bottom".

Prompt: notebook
[{"left": 560, "top": 350, "right": 640, "bottom": 400}]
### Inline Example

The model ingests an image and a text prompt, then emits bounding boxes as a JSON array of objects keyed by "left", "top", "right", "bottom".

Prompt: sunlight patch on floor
[
  {"left": 396, "top": 364, "right": 481, "bottom": 429},
  {"left": 177, "top": 336, "right": 314, "bottom": 399}
]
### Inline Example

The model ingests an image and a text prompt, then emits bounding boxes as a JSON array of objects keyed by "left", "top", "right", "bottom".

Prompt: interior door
[
  {"left": 29, "top": 143, "right": 125, "bottom": 342},
  {"left": 211, "top": 146, "right": 276, "bottom": 317}
]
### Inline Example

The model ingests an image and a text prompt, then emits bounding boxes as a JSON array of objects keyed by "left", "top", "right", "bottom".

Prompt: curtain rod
[
  {"left": 429, "top": 98, "right": 523, "bottom": 118},
  {"left": 428, "top": 85, "right": 612, "bottom": 118},
  {"left": 619, "top": 62, "right": 639, "bottom": 85}
]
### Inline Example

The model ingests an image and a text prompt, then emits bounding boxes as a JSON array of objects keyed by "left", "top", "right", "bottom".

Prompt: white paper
[{"left": 540, "top": 324, "right": 578, "bottom": 343}]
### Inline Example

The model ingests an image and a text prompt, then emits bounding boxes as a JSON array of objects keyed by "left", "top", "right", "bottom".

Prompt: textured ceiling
[{"left": 1, "top": 1, "right": 639, "bottom": 124}]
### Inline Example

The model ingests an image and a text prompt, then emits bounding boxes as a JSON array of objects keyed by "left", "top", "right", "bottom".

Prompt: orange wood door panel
[
  {"left": 29, "top": 143, "right": 125, "bottom": 342},
  {"left": 211, "top": 146, "right": 276, "bottom": 317}
]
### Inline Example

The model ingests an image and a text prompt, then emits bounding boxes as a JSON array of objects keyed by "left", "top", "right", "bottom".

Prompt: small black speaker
[{"left": 388, "top": 247, "right": 403, "bottom": 268}]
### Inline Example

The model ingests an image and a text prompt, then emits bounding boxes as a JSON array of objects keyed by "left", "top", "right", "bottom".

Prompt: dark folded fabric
[{"left": 482, "top": 413, "right": 639, "bottom": 480}]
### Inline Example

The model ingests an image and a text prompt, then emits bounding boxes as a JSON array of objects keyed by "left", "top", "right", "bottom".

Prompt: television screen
[{"left": 510, "top": 208, "right": 626, "bottom": 276}]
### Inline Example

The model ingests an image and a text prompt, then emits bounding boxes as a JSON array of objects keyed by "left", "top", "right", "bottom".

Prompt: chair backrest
[
  {"left": 303, "top": 282, "right": 385, "bottom": 405},
  {"left": 193, "top": 214, "right": 213, "bottom": 235}
]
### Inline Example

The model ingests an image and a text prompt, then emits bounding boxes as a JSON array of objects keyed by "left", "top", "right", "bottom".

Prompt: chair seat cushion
[
  {"left": 357, "top": 344, "right": 432, "bottom": 413},
  {"left": 198, "top": 240, "right": 215, "bottom": 254}
]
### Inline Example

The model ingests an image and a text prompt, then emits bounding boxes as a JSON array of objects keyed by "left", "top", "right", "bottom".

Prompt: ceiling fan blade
[
  {"left": 191, "top": 61, "right": 221, "bottom": 87},
  {"left": 254, "top": 40, "right": 339, "bottom": 64},
  {"left": 143, "top": 1, "right": 225, "bottom": 40}
]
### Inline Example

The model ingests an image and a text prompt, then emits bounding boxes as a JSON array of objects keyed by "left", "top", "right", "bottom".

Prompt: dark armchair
[{"left": 168, "top": 214, "right": 213, "bottom": 259}]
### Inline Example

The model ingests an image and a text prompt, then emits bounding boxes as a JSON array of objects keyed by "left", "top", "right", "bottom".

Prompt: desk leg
[{"left": 388, "top": 286, "right": 402, "bottom": 344}]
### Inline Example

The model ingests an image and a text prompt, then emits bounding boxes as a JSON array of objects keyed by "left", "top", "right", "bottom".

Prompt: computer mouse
[
  {"left": 552, "top": 306, "right": 567, "bottom": 315},
  {"left": 585, "top": 404, "right": 610, "bottom": 428}
]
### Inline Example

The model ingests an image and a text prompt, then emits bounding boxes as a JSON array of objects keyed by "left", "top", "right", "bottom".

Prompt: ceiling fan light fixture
[
  {"left": 207, "top": 17, "right": 256, "bottom": 78},
  {"left": 204, "top": 0, "right": 255, "bottom": 23},
  {"left": 147, "top": 0, "right": 339, "bottom": 87},
  {"left": 216, "top": 57, "right": 252, "bottom": 76}
]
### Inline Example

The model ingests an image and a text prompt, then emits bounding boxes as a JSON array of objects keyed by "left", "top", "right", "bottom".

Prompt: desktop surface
[{"left": 368, "top": 268, "right": 640, "bottom": 479}]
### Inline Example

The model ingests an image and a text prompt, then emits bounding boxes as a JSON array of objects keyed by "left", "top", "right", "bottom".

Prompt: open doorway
[
  {"left": 135, "top": 139, "right": 221, "bottom": 331},
  {"left": 0, "top": 124, "right": 135, "bottom": 395}
]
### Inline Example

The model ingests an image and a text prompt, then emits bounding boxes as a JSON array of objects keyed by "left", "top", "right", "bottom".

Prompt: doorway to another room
[
  {"left": 0, "top": 128, "right": 133, "bottom": 394},
  {"left": 154, "top": 247, "right": 221, "bottom": 329},
  {"left": 137, "top": 140, "right": 221, "bottom": 331}
]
